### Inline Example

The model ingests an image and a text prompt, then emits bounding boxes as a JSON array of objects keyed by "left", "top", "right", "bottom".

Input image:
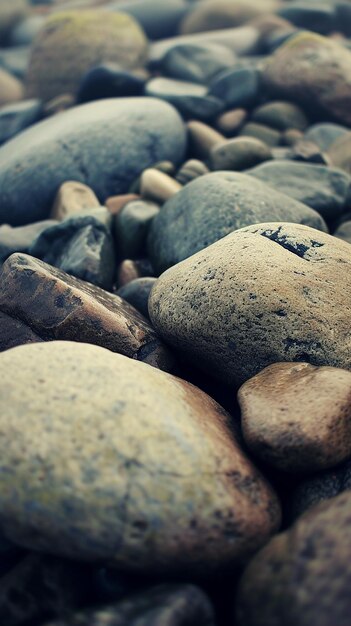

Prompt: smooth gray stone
[
  {"left": 0, "top": 219, "right": 57, "bottom": 264},
  {"left": 334, "top": 220, "right": 351, "bottom": 244},
  {"left": 0, "top": 46, "right": 29, "bottom": 79},
  {"left": 161, "top": 42, "right": 237, "bottom": 85},
  {"left": 10, "top": 15, "right": 45, "bottom": 46},
  {"left": 0, "top": 99, "right": 43, "bottom": 145},
  {"left": 145, "top": 77, "right": 223, "bottom": 121},
  {"left": 117, "top": 277, "right": 157, "bottom": 319},
  {"left": 148, "top": 171, "right": 327, "bottom": 273},
  {"left": 209, "top": 66, "right": 260, "bottom": 109},
  {"left": 108, "top": 0, "right": 190, "bottom": 40},
  {"left": 304, "top": 122, "right": 350, "bottom": 151},
  {"left": 247, "top": 161, "right": 351, "bottom": 221},
  {"left": 0, "top": 98, "right": 187, "bottom": 226},
  {"left": 277, "top": 2, "right": 337, "bottom": 35},
  {"left": 115, "top": 200, "right": 159, "bottom": 259}
]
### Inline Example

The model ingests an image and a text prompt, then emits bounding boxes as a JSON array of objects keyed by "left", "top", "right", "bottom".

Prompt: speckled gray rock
[
  {"left": 0, "top": 219, "right": 57, "bottom": 265},
  {"left": 0, "top": 341, "right": 280, "bottom": 574},
  {"left": 0, "top": 98, "right": 186, "bottom": 226},
  {"left": 248, "top": 161, "right": 351, "bottom": 221},
  {"left": 236, "top": 491, "right": 351, "bottom": 626},
  {"left": 149, "top": 222, "right": 351, "bottom": 386},
  {"left": 44, "top": 584, "right": 215, "bottom": 626},
  {"left": 148, "top": 172, "right": 327, "bottom": 273}
]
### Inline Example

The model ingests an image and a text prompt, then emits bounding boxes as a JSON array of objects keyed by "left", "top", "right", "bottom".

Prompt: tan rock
[
  {"left": 238, "top": 362, "right": 351, "bottom": 474},
  {"left": 263, "top": 32, "right": 351, "bottom": 127},
  {"left": 25, "top": 11, "right": 148, "bottom": 102},
  {"left": 50, "top": 181, "right": 100, "bottom": 220},
  {"left": 187, "top": 120, "right": 225, "bottom": 160},
  {"left": 215, "top": 108, "right": 247, "bottom": 136},
  {"left": 236, "top": 491, "right": 351, "bottom": 626},
  {"left": 180, "top": 0, "right": 278, "bottom": 35},
  {"left": 43, "top": 93, "right": 75, "bottom": 117},
  {"left": 149, "top": 222, "right": 351, "bottom": 386},
  {"left": 105, "top": 193, "right": 141, "bottom": 215},
  {"left": 0, "top": 253, "right": 174, "bottom": 373},
  {"left": 0, "top": 340, "right": 281, "bottom": 573},
  {"left": 0, "top": 67, "right": 23, "bottom": 106},
  {"left": 140, "top": 169, "right": 182, "bottom": 204},
  {"left": 327, "top": 131, "right": 351, "bottom": 175},
  {"left": 176, "top": 159, "right": 209, "bottom": 186}
]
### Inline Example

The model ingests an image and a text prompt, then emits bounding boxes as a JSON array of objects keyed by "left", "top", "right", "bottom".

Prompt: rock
[
  {"left": 0, "top": 553, "right": 91, "bottom": 626},
  {"left": 115, "top": 200, "right": 159, "bottom": 259},
  {"left": 238, "top": 362, "right": 351, "bottom": 474},
  {"left": 0, "top": 0, "right": 27, "bottom": 44},
  {"left": 210, "top": 137, "right": 272, "bottom": 171},
  {"left": 148, "top": 172, "right": 327, "bottom": 273},
  {"left": 291, "top": 457, "right": 351, "bottom": 520},
  {"left": 215, "top": 108, "right": 247, "bottom": 136},
  {"left": 239, "top": 122, "right": 281, "bottom": 147},
  {"left": 334, "top": 220, "right": 351, "bottom": 244},
  {"left": 236, "top": 491, "right": 351, "bottom": 626},
  {"left": 149, "top": 222, "right": 351, "bottom": 386},
  {"left": 0, "top": 340, "right": 280, "bottom": 573},
  {"left": 277, "top": 2, "right": 337, "bottom": 35},
  {"left": 0, "top": 220, "right": 57, "bottom": 264},
  {"left": 176, "top": 159, "right": 209, "bottom": 185},
  {"left": 289, "top": 139, "right": 329, "bottom": 165},
  {"left": 0, "top": 311, "right": 43, "bottom": 352},
  {"left": 161, "top": 42, "right": 237, "bottom": 85},
  {"left": 305, "top": 122, "right": 350, "bottom": 151},
  {"left": 117, "top": 277, "right": 156, "bottom": 320},
  {"left": 77, "top": 63, "right": 146, "bottom": 104},
  {"left": 283, "top": 128, "right": 304, "bottom": 146},
  {"left": 263, "top": 32, "right": 351, "bottom": 126},
  {"left": 0, "top": 97, "right": 186, "bottom": 226},
  {"left": 44, "top": 584, "right": 215, "bottom": 626},
  {"left": 43, "top": 93, "right": 75, "bottom": 117},
  {"left": 0, "top": 67, "right": 23, "bottom": 106},
  {"left": 140, "top": 169, "right": 182, "bottom": 204},
  {"left": 209, "top": 67, "right": 260, "bottom": 109},
  {"left": 0, "top": 99, "right": 42, "bottom": 145},
  {"left": 248, "top": 161, "right": 351, "bottom": 221},
  {"left": 327, "top": 131, "right": 351, "bottom": 175},
  {"left": 117, "top": 258, "right": 153, "bottom": 287},
  {"left": 145, "top": 77, "right": 224, "bottom": 121},
  {"left": 106, "top": 194, "right": 141, "bottom": 216},
  {"left": 109, "top": 0, "right": 189, "bottom": 41},
  {"left": 251, "top": 100, "right": 308, "bottom": 131},
  {"left": 51, "top": 181, "right": 100, "bottom": 221},
  {"left": 180, "top": 0, "right": 278, "bottom": 35},
  {"left": 187, "top": 120, "right": 225, "bottom": 161},
  {"left": 9, "top": 14, "right": 45, "bottom": 46},
  {"left": 0, "top": 45, "right": 29, "bottom": 81},
  {"left": 0, "top": 253, "right": 174, "bottom": 373},
  {"left": 29, "top": 209, "right": 116, "bottom": 291},
  {"left": 25, "top": 11, "right": 148, "bottom": 102}
]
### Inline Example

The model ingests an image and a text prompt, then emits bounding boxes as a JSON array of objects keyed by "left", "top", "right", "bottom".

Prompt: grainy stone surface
[{"left": 0, "top": 341, "right": 280, "bottom": 574}]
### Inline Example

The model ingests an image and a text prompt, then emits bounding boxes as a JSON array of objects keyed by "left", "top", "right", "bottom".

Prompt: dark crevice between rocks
[{"left": 258, "top": 226, "right": 325, "bottom": 261}]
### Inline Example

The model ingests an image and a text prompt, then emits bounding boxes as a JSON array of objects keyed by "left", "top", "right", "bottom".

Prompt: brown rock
[
  {"left": 43, "top": 584, "right": 215, "bottom": 626},
  {"left": 210, "top": 136, "right": 272, "bottom": 171},
  {"left": 187, "top": 120, "right": 225, "bottom": 160},
  {"left": 0, "top": 67, "right": 23, "bottom": 106},
  {"left": 105, "top": 194, "right": 141, "bottom": 215},
  {"left": 50, "top": 181, "right": 100, "bottom": 220},
  {"left": 327, "top": 131, "right": 351, "bottom": 174},
  {"left": 215, "top": 108, "right": 247, "bottom": 136},
  {"left": 26, "top": 11, "right": 148, "bottom": 102},
  {"left": 238, "top": 362, "right": 351, "bottom": 474},
  {"left": 176, "top": 159, "right": 209, "bottom": 186},
  {"left": 0, "top": 253, "right": 174, "bottom": 373},
  {"left": 236, "top": 491, "right": 351, "bottom": 626},
  {"left": 0, "top": 310, "right": 43, "bottom": 352},
  {"left": 140, "top": 169, "right": 182, "bottom": 204}
]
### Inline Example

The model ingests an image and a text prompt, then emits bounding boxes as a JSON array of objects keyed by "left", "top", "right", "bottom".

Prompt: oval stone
[
  {"left": 0, "top": 341, "right": 280, "bottom": 574},
  {"left": 0, "top": 98, "right": 186, "bottom": 226}
]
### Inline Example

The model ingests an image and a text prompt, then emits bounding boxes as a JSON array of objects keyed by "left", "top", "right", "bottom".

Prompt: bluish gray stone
[
  {"left": 277, "top": 2, "right": 337, "bottom": 35},
  {"left": 208, "top": 67, "right": 260, "bottom": 109},
  {"left": 304, "top": 122, "right": 350, "bottom": 152},
  {"left": 109, "top": 0, "right": 190, "bottom": 40},
  {"left": 148, "top": 171, "right": 327, "bottom": 273},
  {"left": 9, "top": 15, "right": 45, "bottom": 46},
  {"left": 0, "top": 219, "right": 57, "bottom": 264},
  {"left": 0, "top": 46, "right": 29, "bottom": 79},
  {"left": 115, "top": 200, "right": 159, "bottom": 259},
  {"left": 77, "top": 64, "right": 146, "bottom": 104},
  {"left": 0, "top": 99, "right": 42, "bottom": 145},
  {"left": 145, "top": 77, "right": 223, "bottom": 121},
  {"left": 117, "top": 277, "right": 157, "bottom": 319},
  {"left": 161, "top": 42, "right": 237, "bottom": 85},
  {"left": 0, "top": 98, "right": 187, "bottom": 226}
]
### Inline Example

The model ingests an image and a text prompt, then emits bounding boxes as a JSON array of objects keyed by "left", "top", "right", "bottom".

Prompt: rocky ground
[{"left": 0, "top": 0, "right": 351, "bottom": 624}]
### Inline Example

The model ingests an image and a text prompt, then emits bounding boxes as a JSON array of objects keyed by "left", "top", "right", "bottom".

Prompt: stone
[
  {"left": 283, "top": 128, "right": 304, "bottom": 146},
  {"left": 0, "top": 253, "right": 174, "bottom": 373},
  {"left": 117, "top": 277, "right": 156, "bottom": 320},
  {"left": 263, "top": 32, "right": 351, "bottom": 126},
  {"left": 180, "top": 0, "right": 278, "bottom": 35},
  {"left": 0, "top": 553, "right": 90, "bottom": 626},
  {"left": 216, "top": 108, "right": 247, "bottom": 136},
  {"left": 43, "top": 93, "right": 75, "bottom": 117},
  {"left": 0, "top": 67, "right": 23, "bottom": 106},
  {"left": 0, "top": 220, "right": 57, "bottom": 265},
  {"left": 209, "top": 67, "right": 260, "bottom": 109},
  {"left": 248, "top": 161, "right": 351, "bottom": 221},
  {"left": 0, "top": 0, "right": 27, "bottom": 44},
  {"left": 25, "top": 11, "right": 148, "bottom": 102},
  {"left": 305, "top": 122, "right": 350, "bottom": 152},
  {"left": 327, "top": 131, "right": 351, "bottom": 175},
  {"left": 0, "top": 99, "right": 42, "bottom": 145},
  {"left": 29, "top": 210, "right": 116, "bottom": 291},
  {"left": 289, "top": 139, "right": 329, "bottom": 165},
  {"left": 51, "top": 181, "right": 100, "bottom": 221},
  {"left": 77, "top": 63, "right": 146, "bottom": 104},
  {"left": 334, "top": 220, "right": 351, "bottom": 244},
  {"left": 236, "top": 491, "right": 351, "bottom": 626},
  {"left": 291, "top": 457, "right": 351, "bottom": 520},
  {"left": 0, "top": 310, "right": 43, "bottom": 352},
  {"left": 238, "top": 362, "right": 351, "bottom": 474},
  {"left": 117, "top": 259, "right": 151, "bottom": 287},
  {"left": 187, "top": 120, "right": 225, "bottom": 160},
  {"left": 0, "top": 45, "right": 29, "bottom": 81},
  {"left": 145, "top": 77, "right": 223, "bottom": 121},
  {"left": 0, "top": 97, "right": 186, "bottom": 226},
  {"left": 0, "top": 340, "right": 280, "bottom": 573},
  {"left": 277, "top": 2, "right": 337, "bottom": 35},
  {"left": 148, "top": 172, "right": 327, "bottom": 274},
  {"left": 109, "top": 0, "right": 189, "bottom": 41},
  {"left": 115, "top": 200, "right": 159, "bottom": 259},
  {"left": 149, "top": 223, "right": 351, "bottom": 387},
  {"left": 251, "top": 101, "right": 308, "bottom": 132},
  {"left": 106, "top": 194, "right": 141, "bottom": 216},
  {"left": 239, "top": 122, "right": 281, "bottom": 147},
  {"left": 210, "top": 137, "right": 272, "bottom": 171},
  {"left": 43, "top": 584, "right": 215, "bottom": 626},
  {"left": 161, "top": 42, "right": 237, "bottom": 85},
  {"left": 140, "top": 169, "right": 182, "bottom": 204},
  {"left": 176, "top": 159, "right": 209, "bottom": 185},
  {"left": 9, "top": 14, "right": 45, "bottom": 47}
]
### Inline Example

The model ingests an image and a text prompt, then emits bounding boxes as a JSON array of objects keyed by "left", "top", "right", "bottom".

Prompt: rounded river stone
[
  {"left": 149, "top": 222, "right": 351, "bottom": 386},
  {"left": 0, "top": 341, "right": 281, "bottom": 575},
  {"left": 0, "top": 97, "right": 186, "bottom": 226}
]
